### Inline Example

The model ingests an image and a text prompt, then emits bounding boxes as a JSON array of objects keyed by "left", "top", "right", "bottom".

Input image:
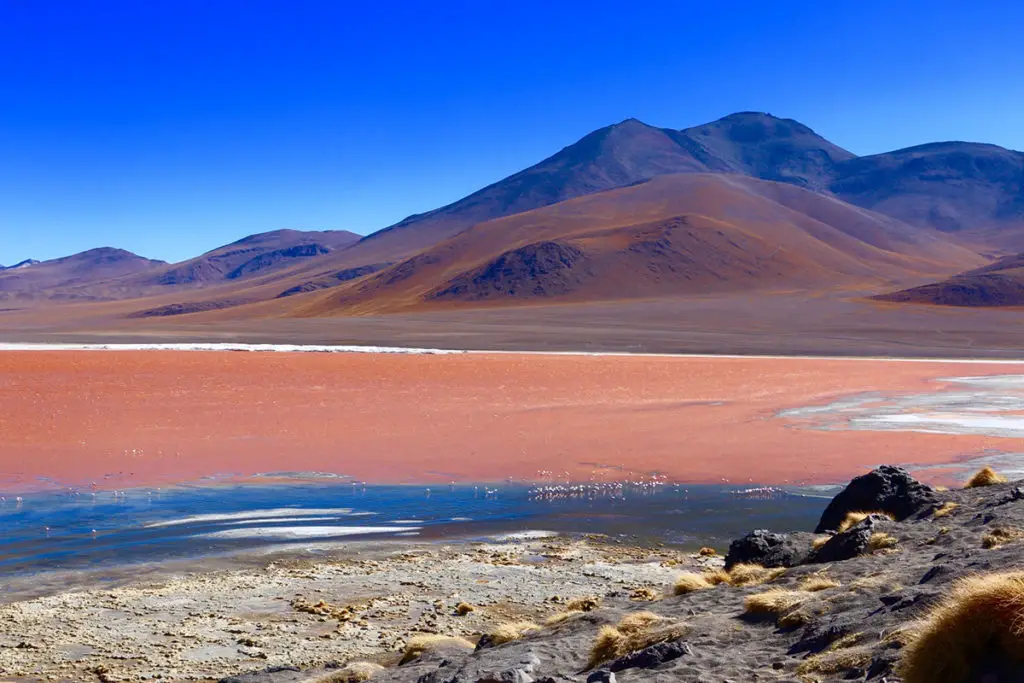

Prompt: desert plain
[{"left": 1, "top": 348, "right": 1021, "bottom": 492}]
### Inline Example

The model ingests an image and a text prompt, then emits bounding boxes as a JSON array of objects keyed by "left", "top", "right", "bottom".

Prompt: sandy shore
[
  {"left": 0, "top": 536, "right": 705, "bottom": 682},
  {"left": 0, "top": 350, "right": 1021, "bottom": 490}
]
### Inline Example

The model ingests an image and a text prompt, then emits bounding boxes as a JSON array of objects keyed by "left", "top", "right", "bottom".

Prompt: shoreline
[
  {"left": 0, "top": 534, "right": 712, "bottom": 681},
  {"left": 2, "top": 340, "right": 1024, "bottom": 362}
]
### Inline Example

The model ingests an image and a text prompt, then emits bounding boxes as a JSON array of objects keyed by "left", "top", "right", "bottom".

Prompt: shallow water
[{"left": 0, "top": 481, "right": 832, "bottom": 578}]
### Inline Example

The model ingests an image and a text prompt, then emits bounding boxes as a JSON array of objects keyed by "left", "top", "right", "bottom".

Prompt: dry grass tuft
[
  {"left": 485, "top": 621, "right": 540, "bottom": 645},
  {"left": 317, "top": 662, "right": 385, "bottom": 683},
  {"left": 586, "top": 612, "right": 686, "bottom": 669},
  {"left": 799, "top": 575, "right": 841, "bottom": 592},
  {"left": 797, "top": 646, "right": 873, "bottom": 676},
  {"left": 673, "top": 572, "right": 713, "bottom": 595},
  {"left": 728, "top": 563, "right": 785, "bottom": 587},
  {"left": 966, "top": 466, "right": 1008, "bottom": 488},
  {"left": 982, "top": 527, "right": 1024, "bottom": 549},
  {"left": 454, "top": 602, "right": 475, "bottom": 616},
  {"left": 617, "top": 611, "right": 663, "bottom": 634},
  {"left": 933, "top": 502, "right": 960, "bottom": 518},
  {"left": 868, "top": 532, "right": 899, "bottom": 552},
  {"left": 899, "top": 572, "right": 1024, "bottom": 682},
  {"left": 399, "top": 635, "right": 474, "bottom": 664},
  {"left": 702, "top": 568, "right": 732, "bottom": 586},
  {"left": 743, "top": 590, "right": 805, "bottom": 623},
  {"left": 565, "top": 596, "right": 601, "bottom": 612},
  {"left": 629, "top": 586, "right": 660, "bottom": 601},
  {"left": 697, "top": 546, "right": 718, "bottom": 556},
  {"left": 544, "top": 610, "right": 582, "bottom": 626},
  {"left": 837, "top": 510, "right": 895, "bottom": 533}
]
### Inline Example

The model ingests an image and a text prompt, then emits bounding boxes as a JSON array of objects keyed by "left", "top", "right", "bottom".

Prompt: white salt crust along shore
[{"left": 1, "top": 341, "right": 1024, "bottom": 363}]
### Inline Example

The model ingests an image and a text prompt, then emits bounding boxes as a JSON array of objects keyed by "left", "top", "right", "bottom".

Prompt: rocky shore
[{"left": 5, "top": 465, "right": 1024, "bottom": 682}]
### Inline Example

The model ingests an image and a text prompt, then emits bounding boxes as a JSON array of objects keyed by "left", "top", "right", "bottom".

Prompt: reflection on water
[{"left": 0, "top": 481, "right": 831, "bottom": 579}]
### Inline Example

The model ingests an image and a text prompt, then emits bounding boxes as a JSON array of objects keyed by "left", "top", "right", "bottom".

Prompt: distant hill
[
  {"left": 293, "top": 174, "right": 983, "bottom": 316},
  {"left": 0, "top": 248, "right": 165, "bottom": 296},
  {"left": 0, "top": 259, "right": 41, "bottom": 272},
  {"left": 874, "top": 252, "right": 1024, "bottom": 307},
  {"left": 830, "top": 142, "right": 1024, "bottom": 247},
  {"left": 146, "top": 229, "right": 360, "bottom": 287}
]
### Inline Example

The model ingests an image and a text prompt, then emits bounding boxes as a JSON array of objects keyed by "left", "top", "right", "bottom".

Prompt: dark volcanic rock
[
  {"left": 815, "top": 465, "right": 936, "bottom": 533},
  {"left": 219, "top": 667, "right": 302, "bottom": 683},
  {"left": 789, "top": 616, "right": 857, "bottom": 655},
  {"left": 608, "top": 640, "right": 691, "bottom": 671},
  {"left": 809, "top": 514, "right": 892, "bottom": 563},
  {"left": 724, "top": 530, "right": 814, "bottom": 569}
]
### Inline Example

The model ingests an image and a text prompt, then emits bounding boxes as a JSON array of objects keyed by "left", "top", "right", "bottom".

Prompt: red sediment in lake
[{"left": 0, "top": 351, "right": 1015, "bottom": 490}]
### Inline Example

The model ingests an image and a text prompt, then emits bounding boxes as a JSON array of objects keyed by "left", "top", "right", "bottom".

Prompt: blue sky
[{"left": 1, "top": 0, "right": 1022, "bottom": 265}]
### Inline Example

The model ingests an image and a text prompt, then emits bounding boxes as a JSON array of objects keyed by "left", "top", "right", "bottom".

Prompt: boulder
[
  {"left": 809, "top": 514, "right": 891, "bottom": 563},
  {"left": 815, "top": 465, "right": 936, "bottom": 533},
  {"left": 724, "top": 530, "right": 815, "bottom": 569},
  {"left": 608, "top": 640, "right": 692, "bottom": 671}
]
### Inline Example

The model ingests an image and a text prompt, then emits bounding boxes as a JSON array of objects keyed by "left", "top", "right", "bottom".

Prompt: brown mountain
[
  {"left": 0, "top": 248, "right": 165, "bottom": 299},
  {"left": 874, "top": 252, "right": 1024, "bottom": 307},
  {"left": 292, "top": 173, "right": 983, "bottom": 316}
]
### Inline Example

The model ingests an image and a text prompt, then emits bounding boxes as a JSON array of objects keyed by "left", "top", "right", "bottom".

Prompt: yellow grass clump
[
  {"left": 982, "top": 527, "right": 1024, "bottom": 549},
  {"left": 742, "top": 590, "right": 805, "bottom": 622},
  {"left": 797, "top": 646, "right": 873, "bottom": 676},
  {"left": 868, "top": 532, "right": 899, "bottom": 552},
  {"left": 544, "top": 610, "right": 582, "bottom": 626},
  {"left": 586, "top": 612, "right": 686, "bottom": 669},
  {"left": 697, "top": 546, "right": 718, "bottom": 556},
  {"left": 673, "top": 572, "right": 713, "bottom": 595},
  {"left": 318, "top": 662, "right": 385, "bottom": 683},
  {"left": 799, "top": 575, "right": 841, "bottom": 592},
  {"left": 699, "top": 568, "right": 729, "bottom": 585},
  {"left": 454, "top": 602, "right": 475, "bottom": 616},
  {"left": 965, "top": 466, "right": 1008, "bottom": 488},
  {"left": 485, "top": 621, "right": 540, "bottom": 645},
  {"left": 933, "top": 502, "right": 960, "bottom": 518},
  {"left": 565, "top": 596, "right": 601, "bottom": 612},
  {"left": 728, "top": 563, "right": 786, "bottom": 587},
  {"left": 399, "top": 635, "right": 474, "bottom": 664},
  {"left": 837, "top": 510, "right": 895, "bottom": 533},
  {"left": 899, "top": 572, "right": 1024, "bottom": 682}
]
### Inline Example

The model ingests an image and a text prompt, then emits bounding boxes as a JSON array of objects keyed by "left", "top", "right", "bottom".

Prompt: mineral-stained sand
[{"left": 1, "top": 351, "right": 1022, "bottom": 491}]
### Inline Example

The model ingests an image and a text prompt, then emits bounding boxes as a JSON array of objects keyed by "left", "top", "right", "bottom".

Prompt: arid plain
[{"left": 2, "top": 348, "right": 1021, "bottom": 492}]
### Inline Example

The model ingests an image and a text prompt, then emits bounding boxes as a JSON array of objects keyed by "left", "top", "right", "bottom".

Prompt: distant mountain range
[{"left": 2, "top": 112, "right": 1022, "bottom": 315}]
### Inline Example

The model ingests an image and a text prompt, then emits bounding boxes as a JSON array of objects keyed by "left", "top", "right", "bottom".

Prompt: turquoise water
[{"left": 0, "top": 481, "right": 833, "bottom": 578}]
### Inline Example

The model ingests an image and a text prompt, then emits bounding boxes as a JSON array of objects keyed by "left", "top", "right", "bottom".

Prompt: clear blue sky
[{"left": 1, "top": 0, "right": 1022, "bottom": 265}]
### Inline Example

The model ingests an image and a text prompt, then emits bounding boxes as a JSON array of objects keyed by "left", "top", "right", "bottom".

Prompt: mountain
[
  {"left": 874, "top": 252, "right": 1024, "bottom": 307},
  {"left": 830, "top": 142, "right": 1024, "bottom": 246},
  {"left": 0, "top": 248, "right": 165, "bottom": 296},
  {"left": 144, "top": 229, "right": 360, "bottom": 287},
  {"left": 292, "top": 174, "right": 983, "bottom": 316},
  {"left": 353, "top": 113, "right": 855, "bottom": 261}
]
